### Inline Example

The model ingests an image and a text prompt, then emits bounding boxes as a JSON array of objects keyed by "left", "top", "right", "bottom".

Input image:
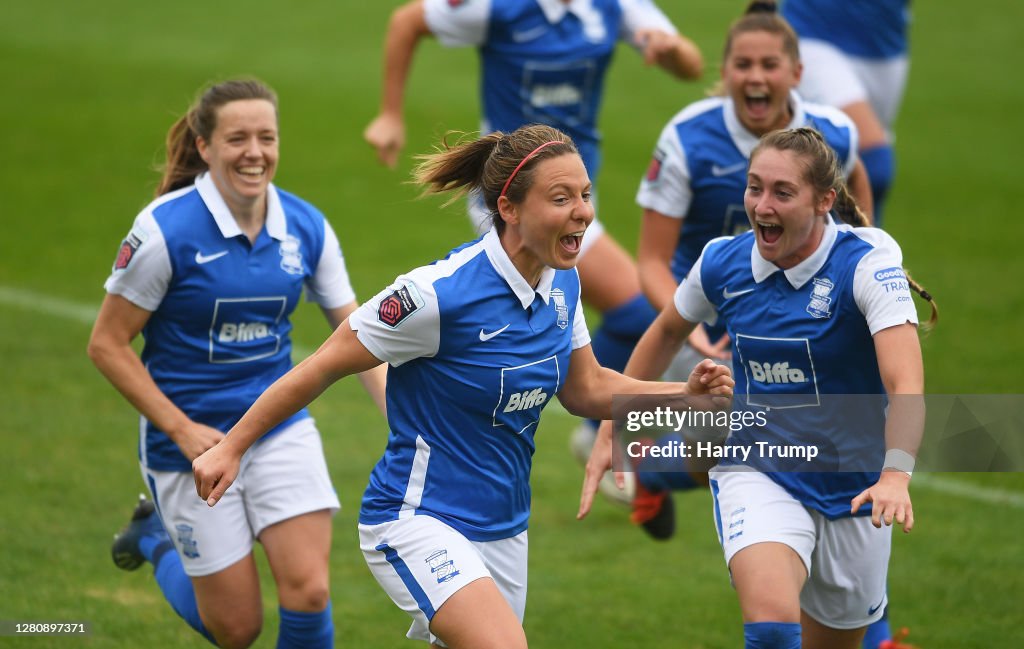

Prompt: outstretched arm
[
  {"left": 850, "top": 323, "right": 924, "bottom": 532},
  {"left": 193, "top": 322, "right": 383, "bottom": 506},
  {"left": 323, "top": 302, "right": 387, "bottom": 416},
  {"left": 634, "top": 28, "right": 703, "bottom": 80},
  {"left": 363, "top": 0, "right": 433, "bottom": 168}
]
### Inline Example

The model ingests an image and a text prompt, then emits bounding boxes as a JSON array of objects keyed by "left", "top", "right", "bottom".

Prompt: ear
[
  {"left": 818, "top": 188, "right": 837, "bottom": 215},
  {"left": 196, "top": 136, "right": 210, "bottom": 164},
  {"left": 497, "top": 195, "right": 519, "bottom": 226},
  {"left": 792, "top": 59, "right": 804, "bottom": 86}
]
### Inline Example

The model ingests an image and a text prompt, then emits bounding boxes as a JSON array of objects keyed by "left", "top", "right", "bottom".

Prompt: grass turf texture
[{"left": 1, "top": 1, "right": 1022, "bottom": 647}]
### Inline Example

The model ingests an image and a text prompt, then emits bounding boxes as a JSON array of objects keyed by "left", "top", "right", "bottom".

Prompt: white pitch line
[
  {"left": 3, "top": 284, "right": 1023, "bottom": 508},
  {"left": 912, "top": 474, "right": 1024, "bottom": 509}
]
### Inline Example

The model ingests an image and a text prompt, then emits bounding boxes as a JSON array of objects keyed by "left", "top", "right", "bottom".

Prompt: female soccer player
[
  {"left": 363, "top": 0, "right": 705, "bottom": 491},
  {"left": 193, "top": 124, "right": 734, "bottom": 648},
  {"left": 782, "top": 0, "right": 911, "bottom": 225},
  {"left": 89, "top": 79, "right": 386, "bottom": 649},
  {"left": 581, "top": 127, "right": 936, "bottom": 649}
]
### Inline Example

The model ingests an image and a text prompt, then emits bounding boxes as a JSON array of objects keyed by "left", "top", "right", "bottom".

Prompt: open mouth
[
  {"left": 757, "top": 220, "right": 783, "bottom": 244},
  {"left": 237, "top": 165, "right": 266, "bottom": 179},
  {"left": 559, "top": 231, "right": 584, "bottom": 254},
  {"left": 744, "top": 91, "right": 771, "bottom": 120}
]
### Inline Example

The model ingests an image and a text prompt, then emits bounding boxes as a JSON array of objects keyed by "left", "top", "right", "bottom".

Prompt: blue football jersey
[
  {"left": 349, "top": 228, "right": 590, "bottom": 541},
  {"left": 674, "top": 218, "right": 918, "bottom": 518},
  {"left": 782, "top": 0, "right": 910, "bottom": 59},
  {"left": 424, "top": 0, "right": 678, "bottom": 179},
  {"left": 104, "top": 173, "right": 356, "bottom": 471}
]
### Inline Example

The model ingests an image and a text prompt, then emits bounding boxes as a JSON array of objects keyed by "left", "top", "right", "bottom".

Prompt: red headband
[{"left": 499, "top": 140, "right": 563, "bottom": 199}]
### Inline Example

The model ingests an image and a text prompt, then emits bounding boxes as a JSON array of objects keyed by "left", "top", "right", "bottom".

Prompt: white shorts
[
  {"left": 468, "top": 189, "right": 605, "bottom": 260},
  {"left": 359, "top": 515, "right": 528, "bottom": 646},
  {"left": 709, "top": 469, "right": 891, "bottom": 630},
  {"left": 798, "top": 38, "right": 909, "bottom": 137},
  {"left": 142, "top": 418, "right": 340, "bottom": 577}
]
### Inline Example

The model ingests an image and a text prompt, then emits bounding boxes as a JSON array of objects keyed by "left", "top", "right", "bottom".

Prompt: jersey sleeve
[
  {"left": 672, "top": 248, "right": 718, "bottom": 326},
  {"left": 103, "top": 210, "right": 171, "bottom": 312},
  {"left": 348, "top": 270, "right": 441, "bottom": 367},
  {"left": 423, "top": 0, "right": 491, "bottom": 47},
  {"left": 304, "top": 219, "right": 356, "bottom": 308},
  {"left": 619, "top": 0, "right": 678, "bottom": 47},
  {"left": 635, "top": 120, "right": 692, "bottom": 218},
  {"left": 571, "top": 295, "right": 591, "bottom": 350},
  {"left": 852, "top": 230, "right": 919, "bottom": 335}
]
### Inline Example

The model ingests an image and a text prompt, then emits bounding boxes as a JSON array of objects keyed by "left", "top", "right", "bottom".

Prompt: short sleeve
[
  {"left": 103, "top": 211, "right": 171, "bottom": 311},
  {"left": 304, "top": 219, "right": 356, "bottom": 308},
  {"left": 852, "top": 231, "right": 919, "bottom": 335},
  {"left": 348, "top": 271, "right": 441, "bottom": 367},
  {"left": 636, "top": 120, "right": 692, "bottom": 218},
  {"left": 423, "top": 0, "right": 491, "bottom": 47},
  {"left": 672, "top": 251, "right": 718, "bottom": 326},
  {"left": 619, "top": 0, "right": 677, "bottom": 46},
  {"left": 571, "top": 295, "right": 591, "bottom": 349}
]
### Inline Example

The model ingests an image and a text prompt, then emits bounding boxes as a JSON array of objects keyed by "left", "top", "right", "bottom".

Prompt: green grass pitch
[{"left": 1, "top": 1, "right": 1021, "bottom": 647}]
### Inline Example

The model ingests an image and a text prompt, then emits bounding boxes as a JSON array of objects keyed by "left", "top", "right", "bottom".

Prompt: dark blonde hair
[
  {"left": 156, "top": 79, "right": 278, "bottom": 197},
  {"left": 411, "top": 124, "right": 578, "bottom": 233},
  {"left": 751, "top": 127, "right": 938, "bottom": 329}
]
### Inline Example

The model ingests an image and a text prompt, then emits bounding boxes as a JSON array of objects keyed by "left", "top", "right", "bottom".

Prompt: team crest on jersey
[
  {"left": 550, "top": 288, "right": 569, "bottom": 329},
  {"left": 806, "top": 277, "right": 835, "bottom": 319},
  {"left": 175, "top": 524, "right": 200, "bottom": 559},
  {"left": 425, "top": 549, "right": 460, "bottom": 584},
  {"left": 377, "top": 281, "right": 424, "bottom": 328},
  {"left": 113, "top": 225, "right": 148, "bottom": 271},
  {"left": 279, "top": 235, "right": 304, "bottom": 275}
]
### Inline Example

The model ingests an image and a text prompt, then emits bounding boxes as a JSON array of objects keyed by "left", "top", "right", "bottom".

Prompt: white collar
[
  {"left": 724, "top": 90, "right": 807, "bottom": 159},
  {"left": 535, "top": 0, "right": 593, "bottom": 24},
  {"left": 751, "top": 214, "right": 838, "bottom": 289},
  {"left": 482, "top": 227, "right": 557, "bottom": 309},
  {"left": 194, "top": 172, "right": 287, "bottom": 241}
]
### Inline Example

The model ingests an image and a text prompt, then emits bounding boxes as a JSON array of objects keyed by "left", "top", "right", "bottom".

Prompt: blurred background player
[
  {"left": 630, "top": 0, "right": 870, "bottom": 532},
  {"left": 193, "top": 124, "right": 734, "bottom": 649},
  {"left": 88, "top": 79, "right": 386, "bottom": 649},
  {"left": 781, "top": 0, "right": 911, "bottom": 225},
  {"left": 582, "top": 127, "right": 936, "bottom": 649},
  {"left": 362, "top": 0, "right": 704, "bottom": 501}
]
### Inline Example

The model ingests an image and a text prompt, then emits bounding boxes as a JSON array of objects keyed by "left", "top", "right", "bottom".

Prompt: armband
[{"left": 883, "top": 448, "right": 915, "bottom": 477}]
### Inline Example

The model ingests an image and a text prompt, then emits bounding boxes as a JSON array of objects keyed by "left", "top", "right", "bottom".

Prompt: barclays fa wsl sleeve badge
[
  {"left": 550, "top": 288, "right": 569, "bottom": 330},
  {"left": 806, "top": 277, "right": 835, "bottom": 319}
]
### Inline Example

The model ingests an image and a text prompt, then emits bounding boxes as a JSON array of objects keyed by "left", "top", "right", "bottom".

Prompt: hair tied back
[{"left": 746, "top": 1, "right": 778, "bottom": 14}]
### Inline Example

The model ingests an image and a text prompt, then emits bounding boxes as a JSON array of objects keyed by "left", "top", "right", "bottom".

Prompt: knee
[
  {"left": 280, "top": 576, "right": 331, "bottom": 612},
  {"left": 207, "top": 617, "right": 262, "bottom": 649}
]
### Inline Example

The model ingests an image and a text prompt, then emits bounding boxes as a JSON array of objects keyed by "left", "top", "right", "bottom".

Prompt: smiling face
[
  {"left": 723, "top": 30, "right": 802, "bottom": 136},
  {"left": 745, "top": 147, "right": 835, "bottom": 270},
  {"left": 196, "top": 98, "right": 279, "bottom": 217},
  {"left": 499, "top": 153, "right": 594, "bottom": 284}
]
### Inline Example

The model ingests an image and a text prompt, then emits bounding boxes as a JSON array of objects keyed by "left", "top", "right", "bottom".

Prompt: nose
[
  {"left": 244, "top": 136, "right": 262, "bottom": 158},
  {"left": 574, "top": 194, "right": 595, "bottom": 225}
]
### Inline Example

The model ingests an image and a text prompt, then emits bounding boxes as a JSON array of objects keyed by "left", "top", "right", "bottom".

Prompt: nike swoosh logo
[
  {"left": 195, "top": 250, "right": 229, "bottom": 265},
  {"left": 868, "top": 596, "right": 886, "bottom": 616},
  {"left": 711, "top": 162, "right": 747, "bottom": 177},
  {"left": 722, "top": 287, "right": 755, "bottom": 299},
  {"left": 511, "top": 25, "right": 549, "bottom": 43},
  {"left": 479, "top": 324, "right": 511, "bottom": 342}
]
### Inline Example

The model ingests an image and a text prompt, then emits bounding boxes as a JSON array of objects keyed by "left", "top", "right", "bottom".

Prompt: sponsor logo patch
[
  {"left": 113, "top": 226, "right": 148, "bottom": 270},
  {"left": 377, "top": 282, "right": 424, "bottom": 328},
  {"left": 175, "top": 524, "right": 200, "bottom": 559},
  {"left": 645, "top": 149, "right": 665, "bottom": 182}
]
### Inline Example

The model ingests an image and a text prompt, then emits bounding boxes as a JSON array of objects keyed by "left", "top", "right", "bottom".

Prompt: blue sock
[
  {"left": 863, "top": 607, "right": 891, "bottom": 649},
  {"left": 744, "top": 622, "right": 801, "bottom": 648},
  {"left": 151, "top": 543, "right": 216, "bottom": 645},
  {"left": 277, "top": 601, "right": 333, "bottom": 649},
  {"left": 860, "top": 144, "right": 895, "bottom": 227},
  {"left": 588, "top": 293, "right": 658, "bottom": 428},
  {"left": 637, "top": 433, "right": 700, "bottom": 492}
]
